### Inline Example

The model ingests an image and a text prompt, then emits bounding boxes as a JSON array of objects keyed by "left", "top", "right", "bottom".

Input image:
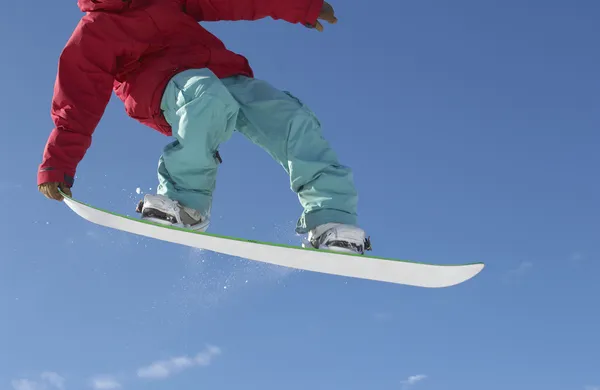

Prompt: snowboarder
[{"left": 37, "top": 0, "right": 371, "bottom": 254}]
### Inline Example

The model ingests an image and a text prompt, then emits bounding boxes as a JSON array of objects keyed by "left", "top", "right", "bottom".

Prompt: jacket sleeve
[
  {"left": 183, "top": 0, "right": 323, "bottom": 26},
  {"left": 38, "top": 17, "right": 116, "bottom": 187}
]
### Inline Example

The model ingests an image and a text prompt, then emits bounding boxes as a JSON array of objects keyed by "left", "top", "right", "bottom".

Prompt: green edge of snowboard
[{"left": 60, "top": 190, "right": 483, "bottom": 268}]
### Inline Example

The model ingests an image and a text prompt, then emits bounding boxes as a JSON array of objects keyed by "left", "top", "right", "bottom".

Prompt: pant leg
[
  {"left": 157, "top": 69, "right": 239, "bottom": 217},
  {"left": 221, "top": 75, "right": 358, "bottom": 234}
]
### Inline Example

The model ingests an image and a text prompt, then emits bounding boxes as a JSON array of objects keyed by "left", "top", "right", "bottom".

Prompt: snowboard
[{"left": 61, "top": 194, "right": 484, "bottom": 288}]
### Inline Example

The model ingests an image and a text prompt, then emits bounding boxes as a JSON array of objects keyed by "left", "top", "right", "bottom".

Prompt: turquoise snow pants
[{"left": 157, "top": 68, "right": 357, "bottom": 234}]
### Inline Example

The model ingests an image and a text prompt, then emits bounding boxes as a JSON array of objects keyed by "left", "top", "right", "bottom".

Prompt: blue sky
[{"left": 1, "top": 0, "right": 599, "bottom": 389}]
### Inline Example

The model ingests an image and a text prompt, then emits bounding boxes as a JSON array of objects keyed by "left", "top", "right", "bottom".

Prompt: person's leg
[
  {"left": 221, "top": 75, "right": 367, "bottom": 252},
  {"left": 147, "top": 69, "right": 239, "bottom": 228}
]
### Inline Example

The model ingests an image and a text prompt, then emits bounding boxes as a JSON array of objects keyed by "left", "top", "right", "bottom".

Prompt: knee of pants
[
  {"left": 170, "top": 68, "right": 239, "bottom": 116},
  {"left": 168, "top": 70, "right": 240, "bottom": 146}
]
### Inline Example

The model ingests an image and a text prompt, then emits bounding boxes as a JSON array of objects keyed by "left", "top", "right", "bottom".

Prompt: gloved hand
[
  {"left": 39, "top": 182, "right": 72, "bottom": 201},
  {"left": 311, "top": 1, "right": 338, "bottom": 32}
]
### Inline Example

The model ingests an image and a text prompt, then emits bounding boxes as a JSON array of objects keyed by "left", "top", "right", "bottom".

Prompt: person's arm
[
  {"left": 183, "top": 0, "right": 330, "bottom": 28},
  {"left": 38, "top": 17, "right": 117, "bottom": 200}
]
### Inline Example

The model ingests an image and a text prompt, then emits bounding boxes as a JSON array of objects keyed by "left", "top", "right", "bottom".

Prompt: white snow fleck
[{"left": 136, "top": 187, "right": 141, "bottom": 194}]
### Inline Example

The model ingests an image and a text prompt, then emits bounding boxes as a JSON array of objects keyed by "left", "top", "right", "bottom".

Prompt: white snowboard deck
[{"left": 63, "top": 196, "right": 484, "bottom": 288}]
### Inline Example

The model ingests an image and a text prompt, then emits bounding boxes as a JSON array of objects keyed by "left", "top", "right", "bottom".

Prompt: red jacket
[{"left": 38, "top": 0, "right": 322, "bottom": 186}]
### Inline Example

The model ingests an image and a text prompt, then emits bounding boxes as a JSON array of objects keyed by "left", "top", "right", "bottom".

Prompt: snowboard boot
[
  {"left": 303, "top": 223, "right": 372, "bottom": 255},
  {"left": 135, "top": 194, "right": 210, "bottom": 232}
]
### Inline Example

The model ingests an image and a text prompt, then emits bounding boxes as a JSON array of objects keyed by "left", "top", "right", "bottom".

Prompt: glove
[
  {"left": 307, "top": 1, "right": 338, "bottom": 32},
  {"left": 39, "top": 182, "right": 72, "bottom": 201}
]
